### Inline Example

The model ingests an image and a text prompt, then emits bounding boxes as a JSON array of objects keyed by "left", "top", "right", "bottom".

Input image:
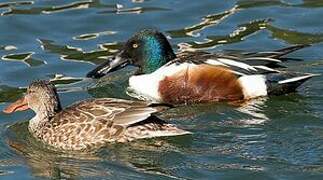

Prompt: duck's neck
[
  {"left": 28, "top": 114, "right": 47, "bottom": 134},
  {"left": 142, "top": 37, "right": 175, "bottom": 74},
  {"left": 28, "top": 106, "right": 62, "bottom": 135},
  {"left": 142, "top": 55, "right": 168, "bottom": 74}
]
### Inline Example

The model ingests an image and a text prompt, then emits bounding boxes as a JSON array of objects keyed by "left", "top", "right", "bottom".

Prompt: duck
[
  {"left": 86, "top": 29, "right": 318, "bottom": 104},
  {"left": 3, "top": 80, "right": 190, "bottom": 151}
]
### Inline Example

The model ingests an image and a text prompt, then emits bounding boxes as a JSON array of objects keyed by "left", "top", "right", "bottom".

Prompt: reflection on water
[
  {"left": 0, "top": 45, "right": 17, "bottom": 51},
  {"left": 237, "top": 0, "right": 323, "bottom": 9},
  {"left": 98, "top": 5, "right": 170, "bottom": 15},
  {"left": 267, "top": 25, "right": 323, "bottom": 44},
  {"left": 73, "top": 30, "right": 117, "bottom": 41},
  {"left": 235, "top": 98, "right": 269, "bottom": 125},
  {"left": 168, "top": 6, "right": 239, "bottom": 38},
  {"left": 1, "top": 0, "right": 169, "bottom": 16},
  {"left": 0, "top": 1, "right": 33, "bottom": 9},
  {"left": 38, "top": 39, "right": 122, "bottom": 65},
  {"left": 2, "top": 52, "right": 45, "bottom": 67},
  {"left": 1, "top": 0, "right": 114, "bottom": 16},
  {"left": 0, "top": 0, "right": 323, "bottom": 179},
  {"left": 0, "top": 85, "right": 25, "bottom": 103},
  {"left": 178, "top": 19, "right": 269, "bottom": 51}
]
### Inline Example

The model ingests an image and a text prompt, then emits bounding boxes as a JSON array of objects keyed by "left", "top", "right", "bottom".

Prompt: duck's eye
[{"left": 132, "top": 43, "right": 138, "bottom": 49}]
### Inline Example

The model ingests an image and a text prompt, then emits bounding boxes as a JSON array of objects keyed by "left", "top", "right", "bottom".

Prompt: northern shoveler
[
  {"left": 3, "top": 80, "right": 190, "bottom": 151},
  {"left": 87, "top": 29, "right": 318, "bottom": 104}
]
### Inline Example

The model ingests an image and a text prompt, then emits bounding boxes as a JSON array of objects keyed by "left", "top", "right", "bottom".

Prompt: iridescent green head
[
  {"left": 87, "top": 29, "right": 176, "bottom": 78},
  {"left": 123, "top": 29, "right": 176, "bottom": 74}
]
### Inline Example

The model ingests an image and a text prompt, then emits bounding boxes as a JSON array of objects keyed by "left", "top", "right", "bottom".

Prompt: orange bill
[{"left": 3, "top": 97, "right": 29, "bottom": 114}]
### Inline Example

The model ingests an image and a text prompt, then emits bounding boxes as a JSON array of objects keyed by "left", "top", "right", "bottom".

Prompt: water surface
[{"left": 0, "top": 0, "right": 323, "bottom": 179}]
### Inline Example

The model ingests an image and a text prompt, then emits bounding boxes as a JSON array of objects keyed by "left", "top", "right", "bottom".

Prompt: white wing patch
[{"left": 238, "top": 75, "right": 268, "bottom": 99}]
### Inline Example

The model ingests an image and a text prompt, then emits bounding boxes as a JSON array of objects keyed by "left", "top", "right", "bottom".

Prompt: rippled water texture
[{"left": 1, "top": 0, "right": 323, "bottom": 179}]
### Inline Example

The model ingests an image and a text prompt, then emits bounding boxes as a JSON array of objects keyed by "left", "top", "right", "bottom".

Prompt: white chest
[{"left": 127, "top": 63, "right": 195, "bottom": 102}]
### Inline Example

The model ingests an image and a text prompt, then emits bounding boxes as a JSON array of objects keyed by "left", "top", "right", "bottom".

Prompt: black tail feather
[
  {"left": 266, "top": 72, "right": 318, "bottom": 95},
  {"left": 271, "top": 44, "right": 311, "bottom": 59},
  {"left": 243, "top": 44, "right": 310, "bottom": 59},
  {"left": 239, "top": 44, "right": 310, "bottom": 68}
]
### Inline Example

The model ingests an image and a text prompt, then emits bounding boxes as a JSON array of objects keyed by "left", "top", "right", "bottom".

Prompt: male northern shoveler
[
  {"left": 86, "top": 29, "right": 318, "bottom": 104},
  {"left": 3, "top": 80, "right": 190, "bottom": 151}
]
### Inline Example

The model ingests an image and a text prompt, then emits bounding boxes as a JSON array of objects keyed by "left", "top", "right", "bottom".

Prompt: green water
[{"left": 0, "top": 0, "right": 323, "bottom": 179}]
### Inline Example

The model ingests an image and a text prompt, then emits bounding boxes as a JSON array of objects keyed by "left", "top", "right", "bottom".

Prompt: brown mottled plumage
[{"left": 3, "top": 80, "right": 190, "bottom": 151}]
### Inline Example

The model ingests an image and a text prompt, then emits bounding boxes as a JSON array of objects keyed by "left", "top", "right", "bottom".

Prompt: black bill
[{"left": 86, "top": 51, "right": 130, "bottom": 78}]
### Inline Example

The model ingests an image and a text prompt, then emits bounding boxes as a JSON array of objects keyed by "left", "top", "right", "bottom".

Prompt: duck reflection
[{"left": 235, "top": 97, "right": 269, "bottom": 125}]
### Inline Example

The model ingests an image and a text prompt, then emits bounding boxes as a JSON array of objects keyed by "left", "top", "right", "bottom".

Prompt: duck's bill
[
  {"left": 3, "top": 97, "right": 29, "bottom": 114},
  {"left": 86, "top": 52, "right": 130, "bottom": 79}
]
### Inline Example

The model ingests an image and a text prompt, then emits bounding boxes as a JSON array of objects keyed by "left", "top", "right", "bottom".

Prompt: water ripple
[
  {"left": 2, "top": 52, "right": 45, "bottom": 67},
  {"left": 0, "top": 1, "right": 33, "bottom": 9},
  {"left": 179, "top": 19, "right": 270, "bottom": 51},
  {"left": 98, "top": 4, "right": 170, "bottom": 15},
  {"left": 38, "top": 39, "right": 122, "bottom": 65},
  {"left": 73, "top": 30, "right": 117, "bottom": 41},
  {"left": 1, "top": 0, "right": 115, "bottom": 16},
  {"left": 267, "top": 24, "right": 323, "bottom": 44},
  {"left": 237, "top": 0, "right": 323, "bottom": 9},
  {"left": 168, "top": 6, "right": 239, "bottom": 38}
]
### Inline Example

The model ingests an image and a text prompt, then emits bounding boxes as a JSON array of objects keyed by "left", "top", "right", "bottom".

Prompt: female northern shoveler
[
  {"left": 3, "top": 80, "right": 190, "bottom": 151},
  {"left": 87, "top": 29, "right": 318, "bottom": 104}
]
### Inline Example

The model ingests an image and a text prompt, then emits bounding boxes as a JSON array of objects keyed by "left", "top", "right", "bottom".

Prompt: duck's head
[
  {"left": 3, "top": 80, "right": 62, "bottom": 118},
  {"left": 87, "top": 29, "right": 176, "bottom": 78}
]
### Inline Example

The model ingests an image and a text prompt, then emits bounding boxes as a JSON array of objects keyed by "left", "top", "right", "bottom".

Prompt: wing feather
[
  {"left": 91, "top": 98, "right": 167, "bottom": 126},
  {"left": 59, "top": 98, "right": 167, "bottom": 127}
]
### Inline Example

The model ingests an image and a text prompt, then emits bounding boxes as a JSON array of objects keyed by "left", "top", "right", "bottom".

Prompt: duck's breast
[
  {"left": 128, "top": 62, "right": 194, "bottom": 102},
  {"left": 129, "top": 63, "right": 247, "bottom": 104}
]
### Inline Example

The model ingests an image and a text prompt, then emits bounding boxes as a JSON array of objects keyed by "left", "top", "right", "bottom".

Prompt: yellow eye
[{"left": 132, "top": 43, "right": 138, "bottom": 48}]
